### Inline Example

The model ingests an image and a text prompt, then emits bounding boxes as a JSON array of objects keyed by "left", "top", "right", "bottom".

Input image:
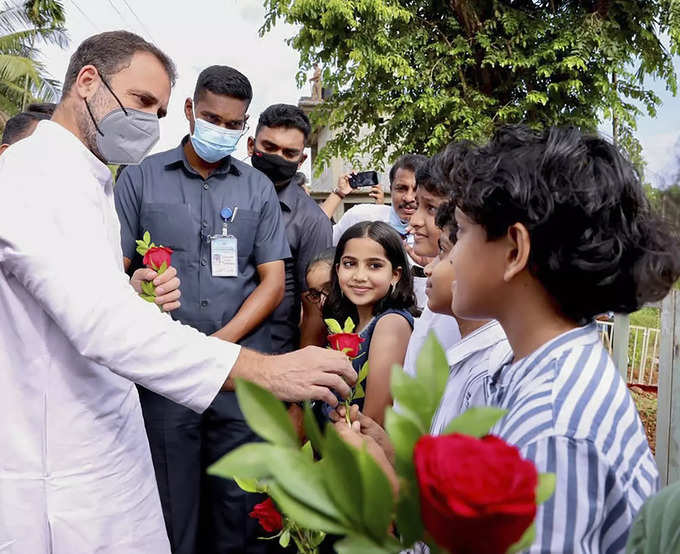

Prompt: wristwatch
[{"left": 333, "top": 188, "right": 347, "bottom": 199}]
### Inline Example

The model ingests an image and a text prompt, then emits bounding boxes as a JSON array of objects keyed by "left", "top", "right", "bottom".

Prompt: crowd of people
[{"left": 1, "top": 29, "right": 680, "bottom": 554}]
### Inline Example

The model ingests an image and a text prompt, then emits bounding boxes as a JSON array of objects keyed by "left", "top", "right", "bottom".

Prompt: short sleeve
[
  {"left": 253, "top": 179, "right": 291, "bottom": 265},
  {"left": 114, "top": 165, "right": 143, "bottom": 261},
  {"left": 521, "top": 436, "right": 635, "bottom": 554}
]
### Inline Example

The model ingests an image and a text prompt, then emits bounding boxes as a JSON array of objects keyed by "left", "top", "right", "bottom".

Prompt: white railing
[{"left": 596, "top": 320, "right": 661, "bottom": 386}]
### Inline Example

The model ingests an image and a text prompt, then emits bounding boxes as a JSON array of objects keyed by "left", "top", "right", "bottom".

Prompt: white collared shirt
[
  {"left": 402, "top": 306, "right": 462, "bottom": 378},
  {"left": 0, "top": 121, "right": 241, "bottom": 553},
  {"left": 430, "top": 320, "right": 511, "bottom": 434}
]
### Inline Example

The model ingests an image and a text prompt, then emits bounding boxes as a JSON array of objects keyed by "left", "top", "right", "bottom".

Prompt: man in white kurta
[{"left": 0, "top": 31, "right": 354, "bottom": 554}]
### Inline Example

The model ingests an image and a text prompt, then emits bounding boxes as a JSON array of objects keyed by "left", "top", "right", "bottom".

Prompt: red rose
[
  {"left": 249, "top": 498, "right": 283, "bottom": 533},
  {"left": 327, "top": 332, "right": 365, "bottom": 358},
  {"left": 143, "top": 246, "right": 173, "bottom": 272},
  {"left": 414, "top": 434, "right": 537, "bottom": 554}
]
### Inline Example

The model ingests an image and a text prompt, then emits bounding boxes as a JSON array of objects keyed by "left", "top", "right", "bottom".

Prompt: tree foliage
[
  {"left": 0, "top": 0, "right": 67, "bottom": 125},
  {"left": 261, "top": 0, "right": 679, "bottom": 172}
]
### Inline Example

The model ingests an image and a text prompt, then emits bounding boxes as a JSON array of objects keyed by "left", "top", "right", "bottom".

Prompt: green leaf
[
  {"left": 234, "top": 379, "right": 299, "bottom": 448},
  {"left": 279, "top": 529, "right": 290, "bottom": 548},
  {"left": 357, "top": 360, "right": 369, "bottom": 383},
  {"left": 442, "top": 407, "right": 507, "bottom": 437},
  {"left": 302, "top": 402, "right": 324, "bottom": 454},
  {"left": 357, "top": 446, "right": 394, "bottom": 542},
  {"left": 234, "top": 476, "right": 266, "bottom": 494},
  {"left": 507, "top": 522, "right": 535, "bottom": 554},
  {"left": 343, "top": 317, "right": 356, "bottom": 333},
  {"left": 334, "top": 534, "right": 402, "bottom": 554},
  {"left": 140, "top": 280, "right": 155, "bottom": 296},
  {"left": 325, "top": 318, "right": 343, "bottom": 334},
  {"left": 267, "top": 482, "right": 350, "bottom": 535},
  {"left": 207, "top": 442, "right": 277, "bottom": 480},
  {"left": 301, "top": 440, "right": 314, "bottom": 461},
  {"left": 268, "top": 450, "right": 347, "bottom": 522},
  {"left": 626, "top": 480, "right": 680, "bottom": 553},
  {"left": 389, "top": 366, "right": 429, "bottom": 432},
  {"left": 415, "top": 333, "right": 449, "bottom": 410},
  {"left": 536, "top": 473, "right": 556, "bottom": 505},
  {"left": 384, "top": 409, "right": 422, "bottom": 474},
  {"left": 394, "top": 479, "right": 424, "bottom": 547},
  {"left": 321, "top": 426, "right": 364, "bottom": 526},
  {"left": 143, "top": 230, "right": 151, "bottom": 244}
]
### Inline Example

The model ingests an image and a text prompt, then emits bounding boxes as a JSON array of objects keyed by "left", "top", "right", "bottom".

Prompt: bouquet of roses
[
  {"left": 209, "top": 335, "right": 555, "bottom": 553},
  {"left": 135, "top": 230, "right": 173, "bottom": 307}
]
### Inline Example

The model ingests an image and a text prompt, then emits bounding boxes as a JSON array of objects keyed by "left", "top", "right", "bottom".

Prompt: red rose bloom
[
  {"left": 327, "top": 332, "right": 365, "bottom": 358},
  {"left": 143, "top": 246, "right": 173, "bottom": 272},
  {"left": 413, "top": 434, "right": 537, "bottom": 554},
  {"left": 249, "top": 498, "right": 283, "bottom": 533}
]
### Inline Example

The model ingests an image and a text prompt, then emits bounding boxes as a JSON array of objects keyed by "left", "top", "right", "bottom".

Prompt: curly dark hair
[
  {"left": 417, "top": 141, "right": 473, "bottom": 198},
  {"left": 450, "top": 125, "right": 680, "bottom": 324},
  {"left": 435, "top": 201, "right": 457, "bottom": 244},
  {"left": 322, "top": 221, "right": 418, "bottom": 324}
]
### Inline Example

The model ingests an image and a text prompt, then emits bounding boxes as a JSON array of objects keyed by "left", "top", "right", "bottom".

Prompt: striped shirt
[
  {"left": 487, "top": 324, "right": 658, "bottom": 553},
  {"left": 430, "top": 320, "right": 512, "bottom": 434}
]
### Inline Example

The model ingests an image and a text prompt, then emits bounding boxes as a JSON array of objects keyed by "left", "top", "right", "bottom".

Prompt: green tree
[
  {"left": 262, "top": 0, "right": 680, "bottom": 173},
  {"left": 0, "top": 0, "right": 67, "bottom": 124}
]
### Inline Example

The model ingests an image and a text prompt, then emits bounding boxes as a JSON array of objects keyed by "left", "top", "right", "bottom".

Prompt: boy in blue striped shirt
[{"left": 449, "top": 126, "right": 680, "bottom": 553}]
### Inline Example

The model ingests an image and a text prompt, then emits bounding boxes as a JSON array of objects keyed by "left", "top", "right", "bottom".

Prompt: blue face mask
[
  {"left": 190, "top": 108, "right": 246, "bottom": 163},
  {"left": 389, "top": 206, "right": 410, "bottom": 237}
]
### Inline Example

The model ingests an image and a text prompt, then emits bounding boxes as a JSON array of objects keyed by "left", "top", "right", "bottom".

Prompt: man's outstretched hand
[{"left": 227, "top": 346, "right": 357, "bottom": 407}]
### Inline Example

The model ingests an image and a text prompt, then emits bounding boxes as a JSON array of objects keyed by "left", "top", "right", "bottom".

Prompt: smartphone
[{"left": 348, "top": 170, "right": 379, "bottom": 189}]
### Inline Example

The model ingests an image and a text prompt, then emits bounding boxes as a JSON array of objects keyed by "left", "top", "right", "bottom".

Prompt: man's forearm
[
  {"left": 221, "top": 346, "right": 265, "bottom": 391},
  {"left": 212, "top": 278, "right": 284, "bottom": 343}
]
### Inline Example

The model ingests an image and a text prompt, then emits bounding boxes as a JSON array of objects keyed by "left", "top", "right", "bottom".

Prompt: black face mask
[{"left": 251, "top": 149, "right": 300, "bottom": 185}]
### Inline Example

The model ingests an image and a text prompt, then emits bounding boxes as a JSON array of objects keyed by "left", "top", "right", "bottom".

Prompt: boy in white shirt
[
  {"left": 425, "top": 200, "right": 511, "bottom": 433},
  {"left": 402, "top": 154, "right": 461, "bottom": 377}
]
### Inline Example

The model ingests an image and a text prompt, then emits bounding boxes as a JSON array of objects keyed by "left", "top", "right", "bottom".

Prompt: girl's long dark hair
[{"left": 322, "top": 221, "right": 418, "bottom": 325}]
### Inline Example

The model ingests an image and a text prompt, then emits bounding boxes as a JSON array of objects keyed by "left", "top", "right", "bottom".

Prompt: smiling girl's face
[{"left": 336, "top": 237, "right": 401, "bottom": 309}]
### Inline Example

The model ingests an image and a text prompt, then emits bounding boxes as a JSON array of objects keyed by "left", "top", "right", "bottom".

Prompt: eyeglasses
[{"left": 305, "top": 288, "right": 329, "bottom": 304}]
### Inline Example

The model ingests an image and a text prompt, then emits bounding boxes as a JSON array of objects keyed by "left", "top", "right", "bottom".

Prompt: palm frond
[
  {"left": 0, "top": 4, "right": 32, "bottom": 35},
  {"left": 0, "top": 29, "right": 41, "bottom": 55},
  {"left": 0, "top": 1, "right": 67, "bottom": 114},
  {"left": 0, "top": 53, "right": 41, "bottom": 81}
]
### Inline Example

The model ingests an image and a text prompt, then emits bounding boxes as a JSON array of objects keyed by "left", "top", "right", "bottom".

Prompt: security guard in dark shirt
[
  {"left": 247, "top": 104, "right": 332, "bottom": 354},
  {"left": 115, "top": 66, "right": 289, "bottom": 554}
]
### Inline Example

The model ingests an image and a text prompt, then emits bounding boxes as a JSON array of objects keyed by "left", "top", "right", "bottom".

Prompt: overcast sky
[{"left": 39, "top": 0, "right": 680, "bottom": 187}]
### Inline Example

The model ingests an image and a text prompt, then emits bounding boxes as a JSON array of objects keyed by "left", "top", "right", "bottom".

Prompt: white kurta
[{"left": 0, "top": 121, "right": 241, "bottom": 553}]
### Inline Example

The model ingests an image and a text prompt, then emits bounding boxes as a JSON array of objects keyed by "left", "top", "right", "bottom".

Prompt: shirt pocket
[
  {"left": 229, "top": 209, "right": 258, "bottom": 261},
  {"left": 140, "top": 203, "right": 194, "bottom": 252}
]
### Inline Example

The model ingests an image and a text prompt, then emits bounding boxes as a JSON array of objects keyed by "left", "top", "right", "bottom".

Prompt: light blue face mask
[
  {"left": 389, "top": 206, "right": 410, "bottom": 237},
  {"left": 190, "top": 108, "right": 246, "bottom": 163}
]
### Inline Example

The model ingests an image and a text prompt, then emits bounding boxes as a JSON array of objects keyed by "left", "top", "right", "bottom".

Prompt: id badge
[{"left": 211, "top": 236, "right": 238, "bottom": 277}]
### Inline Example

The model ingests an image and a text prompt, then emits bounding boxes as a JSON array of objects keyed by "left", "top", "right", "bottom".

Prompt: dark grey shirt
[
  {"left": 271, "top": 176, "right": 332, "bottom": 353},
  {"left": 115, "top": 138, "right": 290, "bottom": 353}
]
